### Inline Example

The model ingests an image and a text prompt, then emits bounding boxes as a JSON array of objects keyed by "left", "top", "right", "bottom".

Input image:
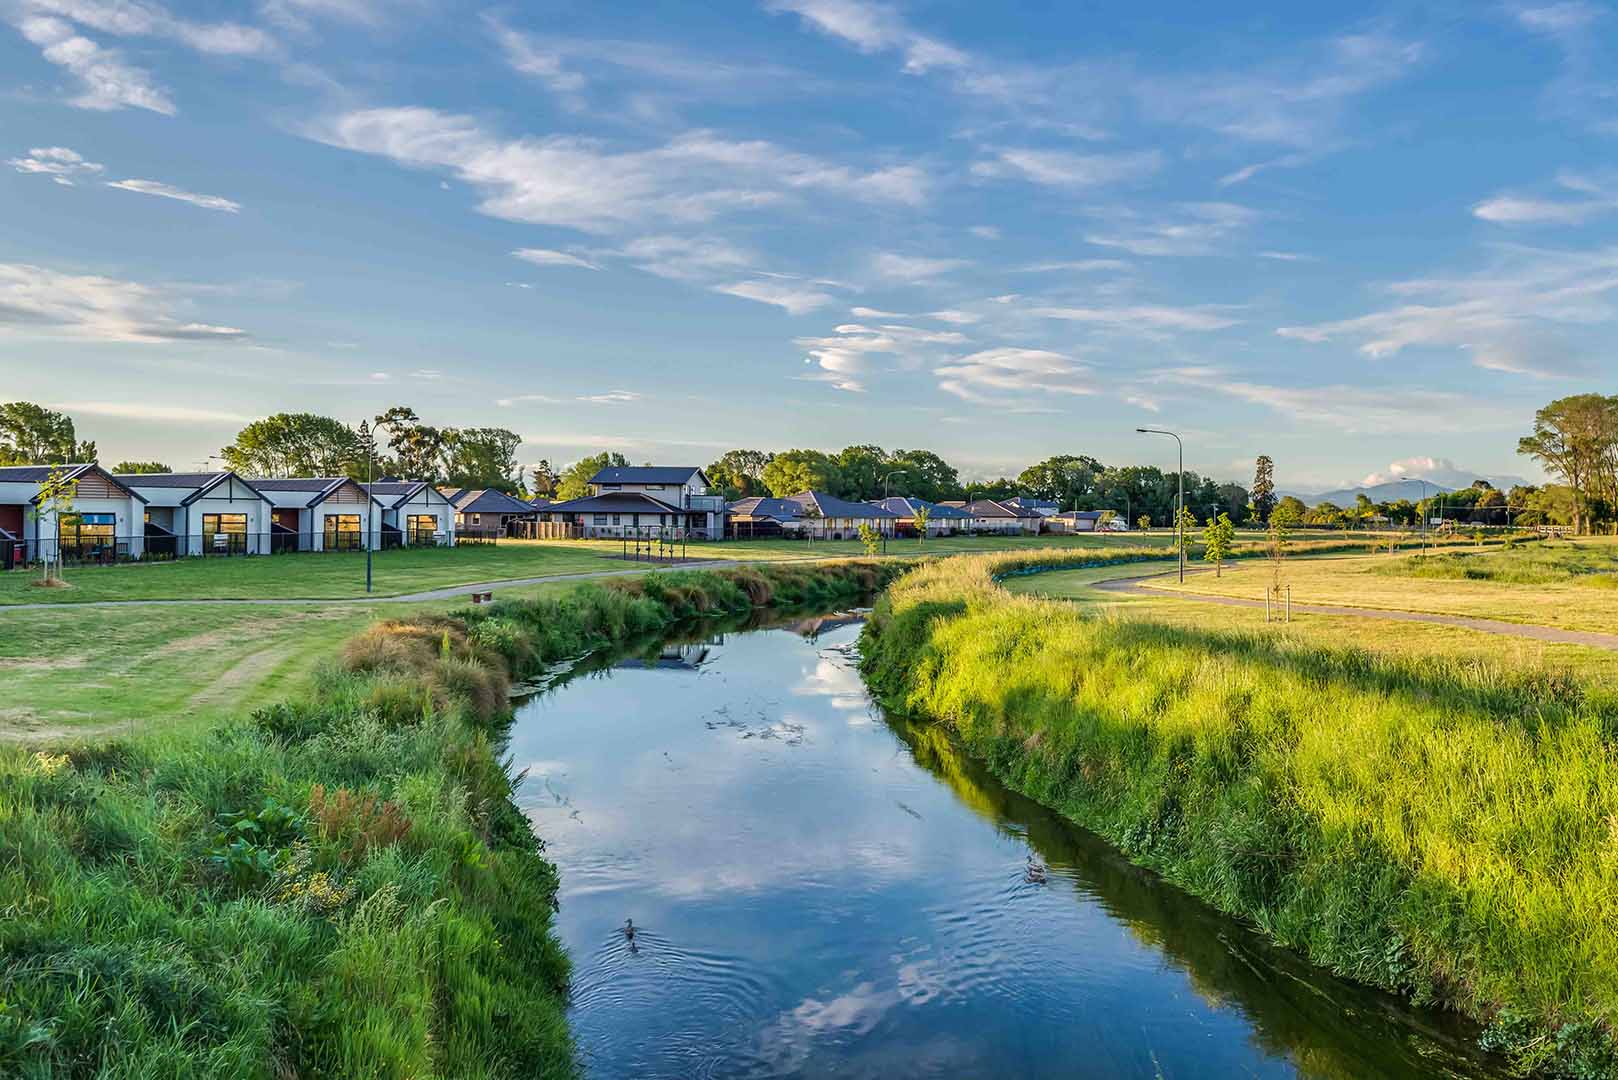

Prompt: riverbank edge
[
  {"left": 858, "top": 551, "right": 1618, "bottom": 1079},
  {"left": 0, "top": 559, "right": 898, "bottom": 1078}
]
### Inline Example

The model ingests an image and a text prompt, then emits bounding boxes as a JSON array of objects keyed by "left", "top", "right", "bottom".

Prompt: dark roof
[
  {"left": 113, "top": 471, "right": 220, "bottom": 487},
  {"left": 544, "top": 492, "right": 684, "bottom": 515},
  {"left": 793, "top": 491, "right": 897, "bottom": 519},
  {"left": 961, "top": 499, "right": 1039, "bottom": 518},
  {"left": 727, "top": 496, "right": 804, "bottom": 522},
  {"left": 869, "top": 496, "right": 973, "bottom": 519},
  {"left": 529, "top": 497, "right": 553, "bottom": 509},
  {"left": 450, "top": 488, "right": 537, "bottom": 515},
  {"left": 0, "top": 463, "right": 147, "bottom": 504},
  {"left": 1001, "top": 496, "right": 1058, "bottom": 511},
  {"left": 590, "top": 466, "right": 706, "bottom": 486},
  {"left": 363, "top": 481, "right": 445, "bottom": 509},
  {"left": 247, "top": 476, "right": 347, "bottom": 491}
]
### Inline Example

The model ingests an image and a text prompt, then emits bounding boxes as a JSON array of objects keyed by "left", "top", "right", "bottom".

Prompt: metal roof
[
  {"left": 795, "top": 491, "right": 897, "bottom": 519},
  {"left": 450, "top": 488, "right": 538, "bottom": 515},
  {"left": 590, "top": 466, "right": 706, "bottom": 486},
  {"left": 869, "top": 496, "right": 973, "bottom": 519},
  {"left": 544, "top": 492, "right": 684, "bottom": 514}
]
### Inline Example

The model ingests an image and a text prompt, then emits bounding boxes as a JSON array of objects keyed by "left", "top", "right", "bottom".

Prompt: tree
[
  {"left": 857, "top": 522, "right": 882, "bottom": 557},
  {"left": 113, "top": 461, "right": 171, "bottom": 474},
  {"left": 556, "top": 452, "right": 629, "bottom": 501},
  {"left": 32, "top": 465, "right": 78, "bottom": 585},
  {"left": 1517, "top": 393, "right": 1618, "bottom": 535},
  {"left": 444, "top": 428, "right": 523, "bottom": 492},
  {"left": 706, "top": 449, "right": 773, "bottom": 500},
  {"left": 0, "top": 402, "right": 92, "bottom": 465},
  {"left": 1202, "top": 512, "right": 1235, "bottom": 576},
  {"left": 963, "top": 477, "right": 1018, "bottom": 502},
  {"left": 1174, "top": 505, "right": 1197, "bottom": 556},
  {"left": 374, "top": 406, "right": 450, "bottom": 482},
  {"left": 888, "top": 449, "right": 962, "bottom": 502},
  {"left": 1276, "top": 495, "right": 1308, "bottom": 522},
  {"left": 1016, "top": 454, "right": 1106, "bottom": 508},
  {"left": 1251, "top": 455, "right": 1277, "bottom": 524},
  {"left": 913, "top": 504, "right": 931, "bottom": 546},
  {"left": 1216, "top": 482, "right": 1251, "bottom": 524},
  {"left": 762, "top": 450, "right": 840, "bottom": 497},
  {"left": 222, "top": 413, "right": 361, "bottom": 478},
  {"left": 1136, "top": 514, "right": 1151, "bottom": 532},
  {"left": 530, "top": 460, "right": 559, "bottom": 499},
  {"left": 1266, "top": 502, "right": 1301, "bottom": 615},
  {"left": 1304, "top": 501, "right": 1345, "bottom": 528}
]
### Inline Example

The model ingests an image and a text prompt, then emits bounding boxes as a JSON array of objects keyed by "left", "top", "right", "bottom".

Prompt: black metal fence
[{"left": 2, "top": 531, "right": 453, "bottom": 568}]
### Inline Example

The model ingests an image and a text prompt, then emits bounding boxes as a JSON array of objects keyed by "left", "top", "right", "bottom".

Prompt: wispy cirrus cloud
[
  {"left": 796, "top": 321, "right": 969, "bottom": 392},
  {"left": 971, "top": 147, "right": 1162, "bottom": 188},
  {"left": 107, "top": 178, "right": 241, "bottom": 212},
  {"left": 870, "top": 252, "right": 968, "bottom": 281},
  {"left": 7, "top": 146, "right": 103, "bottom": 185},
  {"left": 513, "top": 247, "right": 601, "bottom": 270},
  {"left": 714, "top": 279, "right": 834, "bottom": 314},
  {"left": 0, "top": 262, "right": 247, "bottom": 343},
  {"left": 1509, "top": 2, "right": 1618, "bottom": 131},
  {"left": 1030, "top": 304, "right": 1241, "bottom": 332},
  {"left": 1085, "top": 202, "right": 1257, "bottom": 257},
  {"left": 936, "top": 347, "right": 1095, "bottom": 404},
  {"left": 1472, "top": 172, "right": 1618, "bottom": 225}
]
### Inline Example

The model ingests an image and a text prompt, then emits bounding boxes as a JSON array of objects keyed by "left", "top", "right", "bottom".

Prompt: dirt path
[{"left": 1094, "top": 570, "right": 1618, "bottom": 651}]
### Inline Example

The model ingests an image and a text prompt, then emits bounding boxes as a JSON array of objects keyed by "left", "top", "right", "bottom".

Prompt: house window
[
  {"left": 469, "top": 513, "right": 481, "bottom": 525},
  {"left": 406, "top": 514, "right": 436, "bottom": 545},
  {"left": 202, "top": 513, "right": 248, "bottom": 554},
  {"left": 59, "top": 512, "right": 115, "bottom": 558},
  {"left": 593, "top": 513, "right": 609, "bottom": 525},
  {"left": 611, "top": 514, "right": 621, "bottom": 525},
  {"left": 324, "top": 514, "right": 363, "bottom": 551}
]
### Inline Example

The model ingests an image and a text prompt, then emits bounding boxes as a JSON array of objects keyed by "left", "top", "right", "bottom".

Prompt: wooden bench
[{"left": 470, "top": 591, "right": 494, "bottom": 604}]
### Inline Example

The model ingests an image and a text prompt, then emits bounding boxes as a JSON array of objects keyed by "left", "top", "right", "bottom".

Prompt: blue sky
[{"left": 2, "top": 0, "right": 1614, "bottom": 490}]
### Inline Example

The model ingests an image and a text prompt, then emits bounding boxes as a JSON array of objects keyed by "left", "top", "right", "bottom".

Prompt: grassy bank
[
  {"left": 0, "top": 559, "right": 893, "bottom": 1077},
  {"left": 860, "top": 552, "right": 1618, "bottom": 1077}
]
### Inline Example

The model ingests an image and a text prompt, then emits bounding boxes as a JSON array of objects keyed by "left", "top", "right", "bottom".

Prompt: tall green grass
[
  {"left": 861, "top": 552, "right": 1618, "bottom": 1078},
  {"left": 0, "top": 560, "right": 895, "bottom": 1078},
  {"left": 1371, "top": 541, "right": 1618, "bottom": 588}
]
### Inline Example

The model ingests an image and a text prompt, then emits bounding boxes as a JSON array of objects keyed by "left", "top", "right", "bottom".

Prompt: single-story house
[
  {"left": 942, "top": 499, "right": 1043, "bottom": 535},
  {"left": 364, "top": 482, "right": 457, "bottom": 547},
  {"left": 249, "top": 477, "right": 386, "bottom": 552},
  {"left": 0, "top": 463, "right": 147, "bottom": 563},
  {"left": 441, "top": 488, "right": 538, "bottom": 539},
  {"left": 116, "top": 470, "right": 275, "bottom": 556},
  {"left": 587, "top": 466, "right": 727, "bottom": 538},
  {"left": 1044, "top": 510, "right": 1118, "bottom": 534},
  {"left": 1000, "top": 496, "right": 1061, "bottom": 518},
  {"left": 727, "top": 491, "right": 897, "bottom": 540},
  {"left": 868, "top": 496, "right": 974, "bottom": 537}
]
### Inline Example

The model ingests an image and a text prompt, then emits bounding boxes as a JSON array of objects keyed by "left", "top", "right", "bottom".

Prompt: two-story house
[{"left": 538, "top": 466, "right": 728, "bottom": 539}]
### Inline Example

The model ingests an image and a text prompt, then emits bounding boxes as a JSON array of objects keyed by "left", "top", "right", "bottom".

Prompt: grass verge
[
  {"left": 0, "top": 559, "right": 896, "bottom": 1077},
  {"left": 860, "top": 551, "right": 1618, "bottom": 1078}
]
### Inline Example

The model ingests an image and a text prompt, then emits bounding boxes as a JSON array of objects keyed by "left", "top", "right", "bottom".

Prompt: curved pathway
[{"left": 1093, "top": 569, "right": 1618, "bottom": 651}]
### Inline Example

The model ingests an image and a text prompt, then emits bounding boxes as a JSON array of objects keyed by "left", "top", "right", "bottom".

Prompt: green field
[{"left": 863, "top": 550, "right": 1618, "bottom": 1076}]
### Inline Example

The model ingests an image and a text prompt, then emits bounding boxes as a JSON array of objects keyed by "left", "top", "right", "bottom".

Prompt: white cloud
[
  {"left": 795, "top": 321, "right": 968, "bottom": 392},
  {"left": 1015, "top": 258, "right": 1130, "bottom": 273},
  {"left": 52, "top": 400, "right": 250, "bottom": 423},
  {"left": 496, "top": 393, "right": 564, "bottom": 407},
  {"left": 968, "top": 225, "right": 999, "bottom": 240},
  {"left": 870, "top": 252, "right": 968, "bottom": 281},
  {"left": 714, "top": 279, "right": 833, "bottom": 314},
  {"left": 971, "top": 147, "right": 1161, "bottom": 188},
  {"left": 850, "top": 306, "right": 904, "bottom": 318},
  {"left": 0, "top": 262, "right": 247, "bottom": 343},
  {"left": 1158, "top": 368, "right": 1518, "bottom": 434},
  {"left": 19, "top": 0, "right": 274, "bottom": 55},
  {"left": 1030, "top": 304, "right": 1240, "bottom": 331},
  {"left": 1257, "top": 250, "right": 1314, "bottom": 261},
  {"left": 1276, "top": 244, "right": 1618, "bottom": 376},
  {"left": 926, "top": 309, "right": 980, "bottom": 325},
  {"left": 106, "top": 178, "right": 241, "bottom": 212},
  {"left": 1510, "top": 3, "right": 1617, "bottom": 131},
  {"left": 765, "top": 0, "right": 967, "bottom": 75},
  {"left": 487, "top": 17, "right": 586, "bottom": 95},
  {"left": 1471, "top": 173, "right": 1618, "bottom": 225},
  {"left": 7, "top": 146, "right": 103, "bottom": 185},
  {"left": 14, "top": 15, "right": 175, "bottom": 114},
  {"left": 310, "top": 108, "right": 929, "bottom": 235},
  {"left": 1358, "top": 456, "right": 1488, "bottom": 489},
  {"left": 1085, "top": 202, "right": 1257, "bottom": 257},
  {"left": 512, "top": 247, "right": 600, "bottom": 270},
  {"left": 935, "top": 347, "right": 1095, "bottom": 403},
  {"left": 616, "top": 234, "right": 753, "bottom": 282},
  {"left": 578, "top": 390, "right": 641, "bottom": 404}
]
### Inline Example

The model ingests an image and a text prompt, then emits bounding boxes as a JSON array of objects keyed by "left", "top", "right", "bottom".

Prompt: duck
[
  {"left": 623, "top": 918, "right": 637, "bottom": 941},
  {"left": 1024, "top": 856, "right": 1048, "bottom": 885}
]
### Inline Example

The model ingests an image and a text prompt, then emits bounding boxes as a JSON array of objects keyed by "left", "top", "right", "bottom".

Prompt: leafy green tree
[
  {"left": 222, "top": 413, "right": 360, "bottom": 478},
  {"left": 831, "top": 444, "right": 890, "bottom": 500},
  {"left": 113, "top": 461, "right": 171, "bottom": 474},
  {"left": 1017, "top": 454, "right": 1106, "bottom": 508},
  {"left": 913, "top": 504, "right": 931, "bottom": 546},
  {"left": 444, "top": 428, "right": 523, "bottom": 492},
  {"left": 1216, "top": 482, "right": 1251, "bottom": 524},
  {"left": 374, "top": 405, "right": 450, "bottom": 482},
  {"left": 706, "top": 449, "right": 774, "bottom": 500},
  {"left": 888, "top": 449, "right": 962, "bottom": 502},
  {"left": 964, "top": 477, "right": 1017, "bottom": 502},
  {"left": 32, "top": 465, "right": 78, "bottom": 584},
  {"left": 762, "top": 449, "right": 840, "bottom": 497},
  {"left": 530, "top": 460, "right": 559, "bottom": 499},
  {"left": 1202, "top": 512, "right": 1235, "bottom": 576},
  {"left": 1304, "top": 501, "right": 1345, "bottom": 528},
  {"left": 1266, "top": 501, "right": 1301, "bottom": 611},
  {"left": 0, "top": 402, "right": 93, "bottom": 465},
  {"left": 1251, "top": 454, "right": 1277, "bottom": 523},
  {"left": 1275, "top": 495, "right": 1308, "bottom": 522},
  {"left": 1174, "top": 504, "right": 1197, "bottom": 555},
  {"left": 555, "top": 451, "right": 629, "bottom": 500},
  {"left": 1517, "top": 393, "right": 1618, "bottom": 534},
  {"left": 857, "top": 522, "right": 882, "bottom": 556},
  {"left": 1136, "top": 514, "right": 1151, "bottom": 532}
]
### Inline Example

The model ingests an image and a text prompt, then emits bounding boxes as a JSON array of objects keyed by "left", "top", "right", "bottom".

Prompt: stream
[{"left": 508, "top": 607, "right": 1502, "bottom": 1079}]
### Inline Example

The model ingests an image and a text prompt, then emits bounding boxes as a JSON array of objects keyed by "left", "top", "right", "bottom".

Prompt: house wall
[
  {"left": 392, "top": 489, "right": 455, "bottom": 545},
  {"left": 6, "top": 491, "right": 146, "bottom": 560}
]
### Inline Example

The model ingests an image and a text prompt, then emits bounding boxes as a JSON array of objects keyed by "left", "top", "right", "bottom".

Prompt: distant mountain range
[{"left": 1278, "top": 480, "right": 1457, "bottom": 506}]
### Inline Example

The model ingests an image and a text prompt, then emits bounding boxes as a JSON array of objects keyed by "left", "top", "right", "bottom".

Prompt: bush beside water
[
  {"left": 860, "top": 552, "right": 1618, "bottom": 1078},
  {"left": 0, "top": 560, "right": 894, "bottom": 1078}
]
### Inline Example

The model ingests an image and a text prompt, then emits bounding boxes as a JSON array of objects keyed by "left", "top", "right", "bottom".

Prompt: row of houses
[
  {"left": 0, "top": 463, "right": 458, "bottom": 563},
  {"left": 0, "top": 460, "right": 1125, "bottom": 565}
]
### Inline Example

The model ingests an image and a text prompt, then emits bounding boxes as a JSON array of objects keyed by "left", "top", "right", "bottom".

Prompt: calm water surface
[{"left": 509, "top": 610, "right": 1501, "bottom": 1080}]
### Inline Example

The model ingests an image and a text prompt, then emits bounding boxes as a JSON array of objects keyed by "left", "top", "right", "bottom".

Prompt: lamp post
[
  {"left": 1137, "top": 427, "right": 1184, "bottom": 583},
  {"left": 359, "top": 421, "right": 375, "bottom": 593},
  {"left": 882, "top": 468, "right": 908, "bottom": 500},
  {"left": 1401, "top": 476, "right": 1429, "bottom": 556}
]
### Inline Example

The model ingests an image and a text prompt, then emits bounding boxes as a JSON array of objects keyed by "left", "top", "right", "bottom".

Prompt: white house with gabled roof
[{"left": 0, "top": 463, "right": 148, "bottom": 563}]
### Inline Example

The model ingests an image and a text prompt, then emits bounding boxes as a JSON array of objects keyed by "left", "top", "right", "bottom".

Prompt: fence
[{"left": 2, "top": 530, "right": 453, "bottom": 568}]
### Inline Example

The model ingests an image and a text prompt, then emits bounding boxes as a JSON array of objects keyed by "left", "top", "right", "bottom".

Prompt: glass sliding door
[
  {"left": 201, "top": 513, "right": 248, "bottom": 555},
  {"left": 323, "top": 514, "right": 363, "bottom": 551},
  {"left": 406, "top": 514, "right": 437, "bottom": 545}
]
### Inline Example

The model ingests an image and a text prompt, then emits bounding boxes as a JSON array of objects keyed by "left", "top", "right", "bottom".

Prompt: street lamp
[
  {"left": 881, "top": 469, "right": 908, "bottom": 552},
  {"left": 1137, "top": 427, "right": 1184, "bottom": 583},
  {"left": 358, "top": 420, "right": 375, "bottom": 593},
  {"left": 1401, "top": 477, "right": 1429, "bottom": 556}
]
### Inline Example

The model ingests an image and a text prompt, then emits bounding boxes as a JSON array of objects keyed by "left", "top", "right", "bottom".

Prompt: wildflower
[{"left": 29, "top": 752, "right": 70, "bottom": 777}]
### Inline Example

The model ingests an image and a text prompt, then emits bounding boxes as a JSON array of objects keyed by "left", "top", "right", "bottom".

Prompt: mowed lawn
[
  {"left": 0, "top": 532, "right": 1180, "bottom": 605},
  {"left": 1144, "top": 539, "right": 1618, "bottom": 634}
]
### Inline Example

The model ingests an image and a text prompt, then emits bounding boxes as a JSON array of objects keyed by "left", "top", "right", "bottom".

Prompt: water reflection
[{"left": 508, "top": 610, "right": 1501, "bottom": 1080}]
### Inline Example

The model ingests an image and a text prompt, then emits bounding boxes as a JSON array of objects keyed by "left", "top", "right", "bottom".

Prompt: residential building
[
  {"left": 942, "top": 499, "right": 1044, "bottom": 534},
  {"left": 0, "top": 463, "right": 147, "bottom": 563},
  {"left": 1000, "top": 495, "right": 1061, "bottom": 518},
  {"left": 364, "top": 482, "right": 457, "bottom": 547},
  {"left": 117, "top": 470, "right": 275, "bottom": 556},
  {"left": 588, "top": 466, "right": 726, "bottom": 538},
  {"left": 536, "top": 466, "right": 727, "bottom": 539},
  {"left": 1045, "top": 510, "right": 1117, "bottom": 533},
  {"left": 868, "top": 496, "right": 973, "bottom": 537},
  {"left": 441, "top": 488, "right": 538, "bottom": 539},
  {"left": 727, "top": 491, "right": 897, "bottom": 540},
  {"left": 250, "top": 477, "right": 385, "bottom": 551}
]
